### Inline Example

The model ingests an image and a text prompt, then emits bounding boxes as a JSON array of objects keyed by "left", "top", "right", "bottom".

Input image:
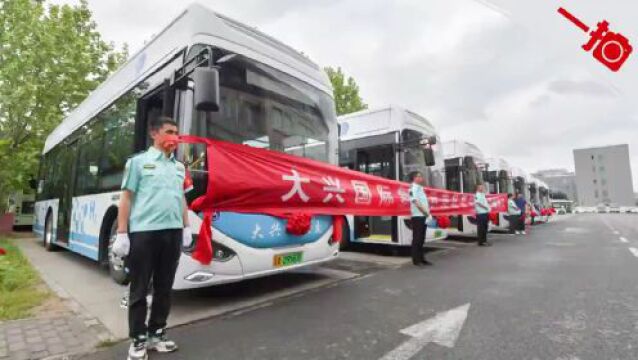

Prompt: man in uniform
[
  {"left": 474, "top": 184, "right": 491, "bottom": 246},
  {"left": 409, "top": 171, "right": 433, "bottom": 266},
  {"left": 514, "top": 192, "right": 528, "bottom": 235},
  {"left": 507, "top": 193, "right": 521, "bottom": 234},
  {"left": 113, "top": 117, "right": 192, "bottom": 360}
]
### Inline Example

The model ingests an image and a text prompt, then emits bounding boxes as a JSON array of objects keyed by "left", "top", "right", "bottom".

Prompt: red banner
[{"left": 179, "top": 136, "right": 506, "bottom": 264}]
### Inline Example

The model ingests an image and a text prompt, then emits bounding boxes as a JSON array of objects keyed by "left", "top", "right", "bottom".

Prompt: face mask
[{"left": 158, "top": 134, "right": 179, "bottom": 152}]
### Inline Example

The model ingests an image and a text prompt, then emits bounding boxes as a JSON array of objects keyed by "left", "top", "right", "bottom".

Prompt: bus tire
[
  {"left": 105, "top": 215, "right": 129, "bottom": 285},
  {"left": 339, "top": 217, "right": 351, "bottom": 251},
  {"left": 43, "top": 210, "right": 57, "bottom": 252}
]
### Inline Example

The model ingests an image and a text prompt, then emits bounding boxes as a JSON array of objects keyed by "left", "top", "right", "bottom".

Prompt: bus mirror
[
  {"left": 423, "top": 147, "right": 435, "bottom": 166},
  {"left": 193, "top": 67, "right": 220, "bottom": 112},
  {"left": 28, "top": 179, "right": 37, "bottom": 190}
]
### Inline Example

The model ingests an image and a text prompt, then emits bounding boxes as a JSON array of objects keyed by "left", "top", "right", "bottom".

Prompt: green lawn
[{"left": 0, "top": 238, "right": 49, "bottom": 320}]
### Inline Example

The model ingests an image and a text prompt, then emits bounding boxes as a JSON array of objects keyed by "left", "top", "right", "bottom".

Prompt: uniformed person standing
[
  {"left": 112, "top": 117, "right": 192, "bottom": 360},
  {"left": 409, "top": 171, "right": 433, "bottom": 266},
  {"left": 474, "top": 184, "right": 491, "bottom": 246},
  {"left": 507, "top": 193, "right": 521, "bottom": 234}
]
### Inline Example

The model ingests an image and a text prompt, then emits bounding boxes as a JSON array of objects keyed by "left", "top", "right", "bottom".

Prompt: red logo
[{"left": 558, "top": 7, "right": 632, "bottom": 72}]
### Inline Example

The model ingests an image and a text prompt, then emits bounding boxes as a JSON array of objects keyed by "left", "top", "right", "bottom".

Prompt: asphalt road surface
[{"left": 87, "top": 214, "right": 638, "bottom": 360}]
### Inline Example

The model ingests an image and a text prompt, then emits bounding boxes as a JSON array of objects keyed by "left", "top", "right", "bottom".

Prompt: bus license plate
[{"left": 273, "top": 252, "right": 303, "bottom": 268}]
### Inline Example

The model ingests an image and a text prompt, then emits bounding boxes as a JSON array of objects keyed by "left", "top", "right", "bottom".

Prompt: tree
[
  {"left": 0, "top": 0, "right": 127, "bottom": 209},
  {"left": 324, "top": 66, "right": 367, "bottom": 116}
]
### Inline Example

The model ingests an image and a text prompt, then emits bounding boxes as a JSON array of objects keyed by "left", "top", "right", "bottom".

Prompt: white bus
[
  {"left": 527, "top": 176, "right": 542, "bottom": 224},
  {"left": 537, "top": 179, "right": 551, "bottom": 222},
  {"left": 6, "top": 191, "right": 35, "bottom": 228},
  {"left": 443, "top": 140, "right": 488, "bottom": 237},
  {"left": 511, "top": 167, "right": 530, "bottom": 200},
  {"left": 338, "top": 106, "right": 448, "bottom": 247},
  {"left": 485, "top": 158, "right": 514, "bottom": 232},
  {"left": 33, "top": 3, "right": 340, "bottom": 289}
]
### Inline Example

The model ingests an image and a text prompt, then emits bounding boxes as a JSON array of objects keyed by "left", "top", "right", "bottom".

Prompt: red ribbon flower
[
  {"left": 488, "top": 212, "right": 499, "bottom": 224},
  {"left": 285, "top": 213, "right": 312, "bottom": 236},
  {"left": 435, "top": 216, "right": 451, "bottom": 229}
]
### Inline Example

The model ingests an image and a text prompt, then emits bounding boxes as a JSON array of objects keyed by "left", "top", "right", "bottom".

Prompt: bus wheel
[
  {"left": 43, "top": 211, "right": 56, "bottom": 252},
  {"left": 107, "top": 218, "right": 129, "bottom": 285}
]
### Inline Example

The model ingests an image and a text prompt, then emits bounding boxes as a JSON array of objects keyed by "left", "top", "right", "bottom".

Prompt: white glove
[
  {"left": 112, "top": 233, "right": 130, "bottom": 257},
  {"left": 183, "top": 227, "right": 194, "bottom": 248}
]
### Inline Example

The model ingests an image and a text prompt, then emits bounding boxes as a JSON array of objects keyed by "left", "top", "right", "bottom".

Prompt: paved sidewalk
[
  {"left": 2, "top": 237, "right": 114, "bottom": 359},
  {"left": 0, "top": 312, "right": 106, "bottom": 360}
]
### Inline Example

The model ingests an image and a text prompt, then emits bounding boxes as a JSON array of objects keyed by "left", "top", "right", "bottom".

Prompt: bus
[
  {"left": 537, "top": 179, "right": 552, "bottom": 222},
  {"left": 527, "top": 176, "right": 542, "bottom": 224},
  {"left": 538, "top": 180, "right": 551, "bottom": 207},
  {"left": 6, "top": 191, "right": 35, "bottom": 228},
  {"left": 338, "top": 106, "right": 447, "bottom": 247},
  {"left": 485, "top": 158, "right": 514, "bottom": 232},
  {"left": 443, "top": 140, "right": 487, "bottom": 237},
  {"left": 511, "top": 167, "right": 530, "bottom": 200},
  {"left": 33, "top": 3, "right": 339, "bottom": 289}
]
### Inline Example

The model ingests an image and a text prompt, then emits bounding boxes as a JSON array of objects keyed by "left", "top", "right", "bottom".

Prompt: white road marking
[
  {"left": 628, "top": 247, "right": 638, "bottom": 258},
  {"left": 619, "top": 237, "right": 629, "bottom": 244},
  {"left": 613, "top": 231, "right": 620, "bottom": 235},
  {"left": 379, "top": 303, "right": 470, "bottom": 360}
]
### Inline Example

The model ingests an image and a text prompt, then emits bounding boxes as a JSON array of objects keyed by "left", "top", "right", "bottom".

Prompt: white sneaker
[
  {"left": 147, "top": 329, "right": 178, "bottom": 353},
  {"left": 127, "top": 336, "right": 148, "bottom": 360},
  {"left": 522, "top": 231, "right": 527, "bottom": 235}
]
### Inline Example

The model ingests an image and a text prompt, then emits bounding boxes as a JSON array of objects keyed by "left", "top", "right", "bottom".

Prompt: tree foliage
[
  {"left": 0, "top": 0, "right": 127, "bottom": 207},
  {"left": 324, "top": 66, "right": 367, "bottom": 116}
]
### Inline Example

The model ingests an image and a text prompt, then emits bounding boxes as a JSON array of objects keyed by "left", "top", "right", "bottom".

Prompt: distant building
[
  {"left": 532, "top": 169, "right": 578, "bottom": 203},
  {"left": 573, "top": 144, "right": 635, "bottom": 206}
]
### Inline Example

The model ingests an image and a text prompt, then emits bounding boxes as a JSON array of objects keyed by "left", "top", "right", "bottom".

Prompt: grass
[
  {"left": 97, "top": 339, "right": 119, "bottom": 348},
  {"left": 0, "top": 238, "right": 49, "bottom": 320}
]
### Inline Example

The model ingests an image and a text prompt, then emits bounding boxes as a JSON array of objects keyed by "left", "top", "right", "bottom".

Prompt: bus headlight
[
  {"left": 212, "top": 242, "right": 235, "bottom": 262},
  {"left": 184, "top": 271, "right": 214, "bottom": 282},
  {"left": 183, "top": 239, "right": 236, "bottom": 262}
]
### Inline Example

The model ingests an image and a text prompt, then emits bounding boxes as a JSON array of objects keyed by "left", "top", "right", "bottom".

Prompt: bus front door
[
  {"left": 354, "top": 145, "right": 397, "bottom": 242},
  {"left": 56, "top": 141, "right": 78, "bottom": 245}
]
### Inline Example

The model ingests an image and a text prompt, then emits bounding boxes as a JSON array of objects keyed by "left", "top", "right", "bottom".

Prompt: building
[
  {"left": 573, "top": 144, "right": 635, "bottom": 206},
  {"left": 532, "top": 169, "right": 578, "bottom": 203}
]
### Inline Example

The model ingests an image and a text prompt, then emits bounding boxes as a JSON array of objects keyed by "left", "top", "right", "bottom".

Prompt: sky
[{"left": 51, "top": 0, "right": 638, "bottom": 190}]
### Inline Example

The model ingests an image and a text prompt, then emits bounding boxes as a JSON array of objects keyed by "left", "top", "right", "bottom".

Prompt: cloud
[
  {"left": 49, "top": 0, "right": 638, "bottom": 190},
  {"left": 548, "top": 80, "right": 618, "bottom": 97}
]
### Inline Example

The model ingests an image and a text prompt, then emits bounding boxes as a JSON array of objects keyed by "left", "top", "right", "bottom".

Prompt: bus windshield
[
  {"left": 462, "top": 156, "right": 483, "bottom": 193},
  {"left": 498, "top": 170, "right": 512, "bottom": 194},
  {"left": 187, "top": 55, "right": 336, "bottom": 164},
  {"left": 401, "top": 130, "right": 444, "bottom": 188}
]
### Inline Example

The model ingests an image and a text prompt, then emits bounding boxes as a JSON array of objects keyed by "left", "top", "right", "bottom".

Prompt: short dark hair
[
  {"left": 150, "top": 116, "right": 178, "bottom": 132},
  {"left": 408, "top": 171, "right": 422, "bottom": 182},
  {"left": 508, "top": 193, "right": 513, "bottom": 198}
]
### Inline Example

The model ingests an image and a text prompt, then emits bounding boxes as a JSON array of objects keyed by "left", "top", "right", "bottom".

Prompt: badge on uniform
[{"left": 143, "top": 164, "right": 156, "bottom": 169}]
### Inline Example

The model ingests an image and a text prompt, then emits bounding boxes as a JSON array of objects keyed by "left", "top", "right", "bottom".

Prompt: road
[{"left": 87, "top": 214, "right": 638, "bottom": 360}]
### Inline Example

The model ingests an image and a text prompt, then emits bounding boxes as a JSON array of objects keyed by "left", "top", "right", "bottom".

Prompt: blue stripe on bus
[
  {"left": 68, "top": 240, "right": 99, "bottom": 261},
  {"left": 33, "top": 224, "right": 44, "bottom": 236},
  {"left": 69, "top": 232, "right": 99, "bottom": 246}
]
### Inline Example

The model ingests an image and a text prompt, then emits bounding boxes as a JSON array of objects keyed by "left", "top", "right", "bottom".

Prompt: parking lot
[
  {"left": 24, "top": 214, "right": 638, "bottom": 360},
  {"left": 61, "top": 213, "right": 638, "bottom": 360}
]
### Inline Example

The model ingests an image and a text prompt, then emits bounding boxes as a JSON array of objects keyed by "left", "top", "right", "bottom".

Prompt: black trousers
[
  {"left": 508, "top": 215, "right": 518, "bottom": 233},
  {"left": 518, "top": 215, "right": 526, "bottom": 231},
  {"left": 476, "top": 213, "right": 489, "bottom": 244},
  {"left": 411, "top": 216, "right": 427, "bottom": 265},
  {"left": 128, "top": 229, "right": 182, "bottom": 339}
]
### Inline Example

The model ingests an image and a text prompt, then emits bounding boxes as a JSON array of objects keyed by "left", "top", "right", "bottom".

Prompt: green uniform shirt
[
  {"left": 474, "top": 192, "right": 491, "bottom": 215},
  {"left": 410, "top": 183, "right": 430, "bottom": 217},
  {"left": 121, "top": 146, "right": 185, "bottom": 233}
]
